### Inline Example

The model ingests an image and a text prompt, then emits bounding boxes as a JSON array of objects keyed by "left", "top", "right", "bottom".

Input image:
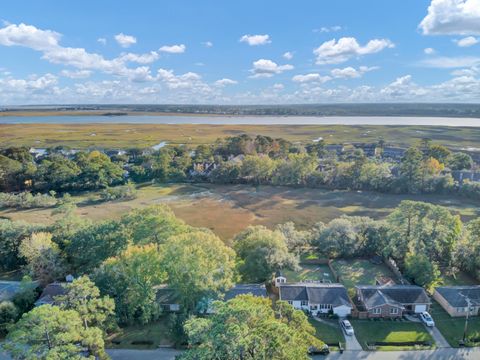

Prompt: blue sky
[{"left": 0, "top": 0, "right": 479, "bottom": 104}]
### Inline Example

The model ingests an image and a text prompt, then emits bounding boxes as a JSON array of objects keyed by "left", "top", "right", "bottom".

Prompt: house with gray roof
[
  {"left": 356, "top": 285, "right": 430, "bottom": 318},
  {"left": 433, "top": 286, "right": 480, "bottom": 317},
  {"left": 34, "top": 282, "right": 67, "bottom": 306},
  {"left": 224, "top": 284, "right": 267, "bottom": 301},
  {"left": 279, "top": 283, "right": 352, "bottom": 317}
]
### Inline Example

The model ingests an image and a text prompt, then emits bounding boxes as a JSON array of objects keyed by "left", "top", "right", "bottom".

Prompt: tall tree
[
  {"left": 161, "top": 231, "right": 236, "bottom": 312},
  {"left": 182, "top": 295, "right": 324, "bottom": 360}
]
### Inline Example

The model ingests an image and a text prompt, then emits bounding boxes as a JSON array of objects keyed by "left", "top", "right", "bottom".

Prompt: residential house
[
  {"left": 382, "top": 147, "right": 406, "bottom": 160},
  {"left": 34, "top": 282, "right": 67, "bottom": 306},
  {"left": 224, "top": 284, "right": 268, "bottom": 301},
  {"left": 433, "top": 286, "right": 480, "bottom": 317},
  {"left": 155, "top": 285, "right": 181, "bottom": 312},
  {"left": 355, "top": 285, "right": 430, "bottom": 318},
  {"left": 279, "top": 283, "right": 352, "bottom": 317},
  {"left": 325, "top": 144, "right": 344, "bottom": 155}
]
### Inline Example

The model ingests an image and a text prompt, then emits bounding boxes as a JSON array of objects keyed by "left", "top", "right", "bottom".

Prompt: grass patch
[
  {"left": 2, "top": 183, "right": 479, "bottom": 240},
  {"left": 439, "top": 270, "right": 478, "bottom": 286},
  {"left": 332, "top": 259, "right": 397, "bottom": 292},
  {"left": 283, "top": 264, "right": 335, "bottom": 283},
  {"left": 350, "top": 319, "right": 434, "bottom": 350},
  {"left": 107, "top": 319, "right": 173, "bottom": 349},
  {"left": 309, "top": 318, "right": 344, "bottom": 346},
  {"left": 429, "top": 301, "right": 480, "bottom": 347}
]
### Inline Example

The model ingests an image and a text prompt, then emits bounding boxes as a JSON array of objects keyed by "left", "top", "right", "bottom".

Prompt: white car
[
  {"left": 419, "top": 311, "right": 435, "bottom": 327},
  {"left": 341, "top": 319, "right": 354, "bottom": 336}
]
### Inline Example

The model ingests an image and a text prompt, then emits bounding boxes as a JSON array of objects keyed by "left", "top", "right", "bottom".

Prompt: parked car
[
  {"left": 341, "top": 319, "right": 354, "bottom": 336},
  {"left": 419, "top": 311, "right": 435, "bottom": 327}
]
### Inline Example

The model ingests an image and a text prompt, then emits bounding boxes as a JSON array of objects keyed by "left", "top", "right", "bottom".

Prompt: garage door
[{"left": 414, "top": 304, "right": 427, "bottom": 313}]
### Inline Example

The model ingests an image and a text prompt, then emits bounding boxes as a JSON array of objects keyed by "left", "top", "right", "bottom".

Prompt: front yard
[
  {"left": 429, "top": 301, "right": 480, "bottom": 347},
  {"left": 308, "top": 318, "right": 345, "bottom": 347},
  {"left": 349, "top": 319, "right": 434, "bottom": 351},
  {"left": 107, "top": 318, "right": 173, "bottom": 349}
]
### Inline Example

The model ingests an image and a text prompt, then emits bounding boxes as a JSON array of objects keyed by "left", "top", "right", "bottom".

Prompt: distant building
[
  {"left": 29, "top": 147, "right": 48, "bottom": 159},
  {"left": 355, "top": 285, "right": 430, "bottom": 318},
  {"left": 433, "top": 286, "right": 480, "bottom": 317},
  {"left": 155, "top": 285, "right": 181, "bottom": 312},
  {"left": 34, "top": 283, "right": 67, "bottom": 306},
  {"left": 224, "top": 284, "right": 267, "bottom": 301},
  {"left": 382, "top": 147, "right": 406, "bottom": 160},
  {"left": 324, "top": 144, "right": 344, "bottom": 155},
  {"left": 451, "top": 170, "right": 480, "bottom": 185}
]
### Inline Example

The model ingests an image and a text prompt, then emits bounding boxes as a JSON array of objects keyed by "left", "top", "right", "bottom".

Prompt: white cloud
[
  {"left": 419, "top": 56, "right": 480, "bottom": 68},
  {"left": 292, "top": 73, "right": 331, "bottom": 83},
  {"left": 60, "top": 69, "right": 92, "bottom": 79},
  {"left": 239, "top": 34, "right": 271, "bottom": 46},
  {"left": 424, "top": 47, "right": 436, "bottom": 54},
  {"left": 159, "top": 44, "right": 186, "bottom": 53},
  {"left": 420, "top": 0, "right": 480, "bottom": 35},
  {"left": 283, "top": 51, "right": 293, "bottom": 60},
  {"left": 330, "top": 66, "right": 378, "bottom": 78},
  {"left": 114, "top": 33, "right": 136, "bottom": 48},
  {"left": 202, "top": 41, "right": 213, "bottom": 48},
  {"left": 313, "top": 37, "right": 394, "bottom": 64},
  {"left": 0, "top": 23, "right": 154, "bottom": 80},
  {"left": 118, "top": 51, "right": 159, "bottom": 64},
  {"left": 314, "top": 26, "right": 342, "bottom": 33},
  {"left": 455, "top": 36, "right": 479, "bottom": 47},
  {"left": 250, "top": 59, "right": 293, "bottom": 78},
  {"left": 272, "top": 83, "right": 284, "bottom": 90},
  {"left": 97, "top": 37, "right": 107, "bottom": 45},
  {"left": 451, "top": 66, "right": 479, "bottom": 76},
  {"left": 214, "top": 78, "right": 238, "bottom": 86}
]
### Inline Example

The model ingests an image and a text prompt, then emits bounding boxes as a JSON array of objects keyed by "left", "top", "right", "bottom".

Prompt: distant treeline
[{"left": 3, "top": 103, "right": 480, "bottom": 117}]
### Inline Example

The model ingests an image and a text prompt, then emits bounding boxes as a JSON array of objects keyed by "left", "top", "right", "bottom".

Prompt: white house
[{"left": 279, "top": 283, "right": 352, "bottom": 317}]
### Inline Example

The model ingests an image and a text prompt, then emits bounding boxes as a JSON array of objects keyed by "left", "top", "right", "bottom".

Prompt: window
[
  {"left": 310, "top": 305, "right": 318, "bottom": 310},
  {"left": 287, "top": 301, "right": 293, "bottom": 305},
  {"left": 372, "top": 308, "right": 381, "bottom": 314},
  {"left": 390, "top": 307, "right": 399, "bottom": 315},
  {"left": 301, "top": 300, "right": 308, "bottom": 307}
]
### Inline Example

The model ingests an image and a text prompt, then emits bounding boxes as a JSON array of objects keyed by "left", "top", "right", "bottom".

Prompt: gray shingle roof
[
  {"left": 35, "top": 283, "right": 67, "bottom": 306},
  {"left": 224, "top": 284, "right": 267, "bottom": 301},
  {"left": 435, "top": 286, "right": 480, "bottom": 308},
  {"left": 0, "top": 281, "right": 22, "bottom": 302},
  {"left": 356, "top": 285, "right": 430, "bottom": 309},
  {"left": 280, "top": 283, "right": 351, "bottom": 308}
]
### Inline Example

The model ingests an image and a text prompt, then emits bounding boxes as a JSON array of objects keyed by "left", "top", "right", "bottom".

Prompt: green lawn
[
  {"left": 332, "top": 258, "right": 397, "bottom": 293},
  {"left": 309, "top": 318, "right": 344, "bottom": 347},
  {"left": 429, "top": 301, "right": 480, "bottom": 347},
  {"left": 283, "top": 263, "right": 335, "bottom": 283},
  {"left": 350, "top": 319, "right": 434, "bottom": 350},
  {"left": 107, "top": 319, "right": 173, "bottom": 349},
  {"left": 439, "top": 270, "right": 478, "bottom": 286}
]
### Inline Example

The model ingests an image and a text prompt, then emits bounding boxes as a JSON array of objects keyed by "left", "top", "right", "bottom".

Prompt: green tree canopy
[{"left": 182, "top": 295, "right": 324, "bottom": 360}]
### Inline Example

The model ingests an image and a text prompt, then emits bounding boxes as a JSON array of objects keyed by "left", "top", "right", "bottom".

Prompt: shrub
[{"left": 99, "top": 182, "right": 137, "bottom": 202}]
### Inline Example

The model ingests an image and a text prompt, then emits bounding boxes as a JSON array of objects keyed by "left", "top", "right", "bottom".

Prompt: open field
[
  {"left": 1, "top": 183, "right": 479, "bottom": 240},
  {"left": 350, "top": 319, "right": 434, "bottom": 350},
  {"left": 2, "top": 123, "right": 480, "bottom": 150},
  {"left": 430, "top": 302, "right": 480, "bottom": 347},
  {"left": 332, "top": 259, "right": 398, "bottom": 291}
]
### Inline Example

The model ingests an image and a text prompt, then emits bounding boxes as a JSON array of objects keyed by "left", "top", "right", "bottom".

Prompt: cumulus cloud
[
  {"left": 214, "top": 78, "right": 238, "bottom": 86},
  {"left": 250, "top": 59, "right": 293, "bottom": 78},
  {"left": 314, "top": 26, "right": 342, "bottom": 33},
  {"left": 202, "top": 41, "right": 213, "bottom": 48},
  {"left": 239, "top": 34, "right": 271, "bottom": 46},
  {"left": 118, "top": 51, "right": 159, "bottom": 64},
  {"left": 60, "top": 69, "right": 92, "bottom": 79},
  {"left": 97, "top": 37, "right": 107, "bottom": 45},
  {"left": 419, "top": 56, "right": 480, "bottom": 68},
  {"left": 292, "top": 73, "right": 331, "bottom": 83},
  {"left": 330, "top": 66, "right": 378, "bottom": 78},
  {"left": 420, "top": 0, "right": 480, "bottom": 35},
  {"left": 424, "top": 47, "right": 436, "bottom": 54},
  {"left": 114, "top": 33, "right": 137, "bottom": 48},
  {"left": 159, "top": 44, "right": 186, "bottom": 53},
  {"left": 313, "top": 37, "right": 394, "bottom": 64},
  {"left": 283, "top": 51, "right": 293, "bottom": 60},
  {"left": 455, "top": 36, "right": 478, "bottom": 47}
]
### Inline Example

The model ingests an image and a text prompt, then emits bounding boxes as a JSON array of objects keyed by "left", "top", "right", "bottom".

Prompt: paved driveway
[
  {"left": 425, "top": 324, "right": 451, "bottom": 348},
  {"left": 339, "top": 319, "right": 363, "bottom": 351}
]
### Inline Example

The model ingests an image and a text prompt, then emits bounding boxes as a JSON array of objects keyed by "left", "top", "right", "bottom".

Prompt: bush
[
  {"left": 0, "top": 191, "right": 57, "bottom": 209},
  {"left": 0, "top": 301, "right": 19, "bottom": 334},
  {"left": 99, "top": 182, "right": 137, "bottom": 202}
]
